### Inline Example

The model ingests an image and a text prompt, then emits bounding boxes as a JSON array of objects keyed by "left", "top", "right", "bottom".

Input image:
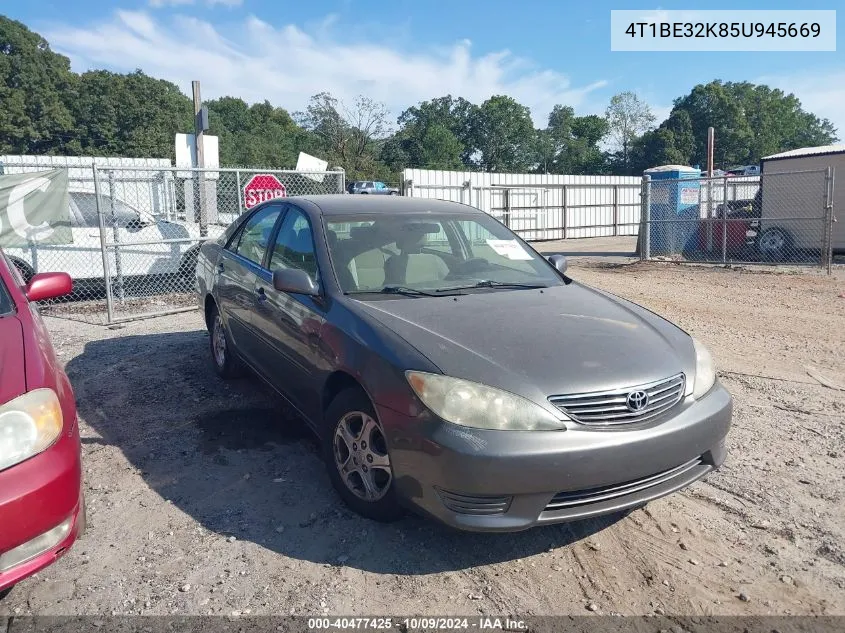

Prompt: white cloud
[
  {"left": 46, "top": 10, "right": 606, "bottom": 126},
  {"left": 756, "top": 72, "right": 845, "bottom": 141}
]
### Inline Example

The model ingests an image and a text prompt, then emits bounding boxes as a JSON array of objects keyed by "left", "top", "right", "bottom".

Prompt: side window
[
  {"left": 268, "top": 208, "right": 318, "bottom": 280},
  {"left": 230, "top": 206, "right": 282, "bottom": 266}
]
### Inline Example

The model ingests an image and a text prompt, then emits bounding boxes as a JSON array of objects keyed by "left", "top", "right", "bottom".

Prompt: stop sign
[{"left": 243, "top": 174, "right": 286, "bottom": 209}]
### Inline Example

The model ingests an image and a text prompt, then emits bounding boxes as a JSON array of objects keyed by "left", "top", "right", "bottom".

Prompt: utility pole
[{"left": 192, "top": 80, "right": 208, "bottom": 237}]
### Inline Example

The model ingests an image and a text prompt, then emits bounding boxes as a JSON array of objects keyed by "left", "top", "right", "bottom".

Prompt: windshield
[{"left": 325, "top": 212, "right": 563, "bottom": 294}]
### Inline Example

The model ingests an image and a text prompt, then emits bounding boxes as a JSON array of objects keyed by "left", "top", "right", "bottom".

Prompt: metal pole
[
  {"left": 824, "top": 166, "right": 835, "bottom": 274},
  {"left": 108, "top": 170, "right": 125, "bottom": 302},
  {"left": 235, "top": 169, "right": 243, "bottom": 213},
  {"left": 721, "top": 176, "right": 728, "bottom": 263},
  {"left": 706, "top": 127, "right": 715, "bottom": 254},
  {"left": 643, "top": 175, "right": 651, "bottom": 260},
  {"left": 503, "top": 189, "right": 511, "bottom": 227},
  {"left": 93, "top": 164, "right": 115, "bottom": 324},
  {"left": 562, "top": 184, "right": 567, "bottom": 239},
  {"left": 612, "top": 185, "right": 619, "bottom": 236}
]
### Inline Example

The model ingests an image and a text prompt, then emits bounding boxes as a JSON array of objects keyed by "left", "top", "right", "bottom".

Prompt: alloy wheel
[
  {"left": 332, "top": 411, "right": 392, "bottom": 501},
  {"left": 212, "top": 315, "right": 227, "bottom": 369}
]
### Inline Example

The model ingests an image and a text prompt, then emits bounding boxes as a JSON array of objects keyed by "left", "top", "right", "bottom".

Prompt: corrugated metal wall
[{"left": 402, "top": 169, "right": 642, "bottom": 240}]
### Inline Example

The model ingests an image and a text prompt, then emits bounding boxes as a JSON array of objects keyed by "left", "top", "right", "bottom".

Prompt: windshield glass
[{"left": 325, "top": 212, "right": 563, "bottom": 294}]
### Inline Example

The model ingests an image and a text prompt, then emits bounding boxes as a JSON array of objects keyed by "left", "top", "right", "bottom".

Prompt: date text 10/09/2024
[
  {"left": 307, "top": 617, "right": 528, "bottom": 631},
  {"left": 624, "top": 22, "right": 821, "bottom": 39}
]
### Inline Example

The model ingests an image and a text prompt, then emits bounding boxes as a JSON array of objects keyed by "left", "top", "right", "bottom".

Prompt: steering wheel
[{"left": 447, "top": 257, "right": 490, "bottom": 277}]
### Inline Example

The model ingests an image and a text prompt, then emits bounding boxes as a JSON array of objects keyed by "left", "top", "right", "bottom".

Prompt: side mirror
[
  {"left": 272, "top": 268, "right": 320, "bottom": 296},
  {"left": 25, "top": 272, "right": 73, "bottom": 302},
  {"left": 547, "top": 254, "right": 568, "bottom": 274}
]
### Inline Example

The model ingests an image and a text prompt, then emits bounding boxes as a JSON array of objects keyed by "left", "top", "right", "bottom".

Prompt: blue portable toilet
[{"left": 643, "top": 165, "right": 701, "bottom": 256}]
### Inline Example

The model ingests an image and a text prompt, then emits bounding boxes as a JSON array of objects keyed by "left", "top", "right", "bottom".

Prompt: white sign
[
  {"left": 680, "top": 187, "right": 699, "bottom": 205},
  {"left": 295, "top": 152, "right": 328, "bottom": 183},
  {"left": 175, "top": 133, "right": 220, "bottom": 180},
  {"left": 486, "top": 239, "right": 533, "bottom": 260}
]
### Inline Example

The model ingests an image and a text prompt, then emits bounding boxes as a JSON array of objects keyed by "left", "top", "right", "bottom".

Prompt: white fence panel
[{"left": 402, "top": 169, "right": 642, "bottom": 240}]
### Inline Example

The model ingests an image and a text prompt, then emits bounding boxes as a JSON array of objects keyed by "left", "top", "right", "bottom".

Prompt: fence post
[
  {"left": 562, "top": 184, "right": 567, "bottom": 239},
  {"left": 612, "top": 185, "right": 619, "bottom": 236},
  {"left": 464, "top": 180, "right": 472, "bottom": 207},
  {"left": 406, "top": 179, "right": 414, "bottom": 198},
  {"left": 641, "top": 175, "right": 651, "bottom": 261},
  {"left": 503, "top": 188, "right": 511, "bottom": 227},
  {"left": 235, "top": 169, "right": 243, "bottom": 213},
  {"left": 721, "top": 176, "right": 728, "bottom": 263},
  {"left": 93, "top": 164, "right": 115, "bottom": 324},
  {"left": 107, "top": 170, "right": 125, "bottom": 302},
  {"left": 824, "top": 166, "right": 835, "bottom": 274}
]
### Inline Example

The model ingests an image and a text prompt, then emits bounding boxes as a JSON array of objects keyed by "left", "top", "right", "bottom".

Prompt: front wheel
[{"left": 323, "top": 389, "right": 403, "bottom": 522}]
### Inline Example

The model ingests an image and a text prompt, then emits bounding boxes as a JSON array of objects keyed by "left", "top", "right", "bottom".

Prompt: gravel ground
[{"left": 1, "top": 261, "right": 843, "bottom": 617}]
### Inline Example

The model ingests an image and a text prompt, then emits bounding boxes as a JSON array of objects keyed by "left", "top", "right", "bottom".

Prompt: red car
[{"left": 0, "top": 250, "right": 84, "bottom": 597}]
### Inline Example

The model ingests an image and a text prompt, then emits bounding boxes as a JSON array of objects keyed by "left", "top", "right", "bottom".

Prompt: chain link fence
[
  {"left": 640, "top": 169, "right": 836, "bottom": 272},
  {"left": 1, "top": 159, "right": 344, "bottom": 324}
]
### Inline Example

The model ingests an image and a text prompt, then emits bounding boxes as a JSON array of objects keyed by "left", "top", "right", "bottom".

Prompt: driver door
[{"left": 251, "top": 206, "right": 326, "bottom": 419}]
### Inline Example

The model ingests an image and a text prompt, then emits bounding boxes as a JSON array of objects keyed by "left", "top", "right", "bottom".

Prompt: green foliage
[
  {"left": 0, "top": 16, "right": 76, "bottom": 154},
  {"left": 605, "top": 91, "right": 656, "bottom": 174},
  {"left": 539, "top": 106, "right": 609, "bottom": 174},
  {"left": 471, "top": 95, "right": 535, "bottom": 172}
]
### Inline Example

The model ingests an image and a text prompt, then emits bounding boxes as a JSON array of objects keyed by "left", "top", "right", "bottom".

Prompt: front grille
[
  {"left": 436, "top": 489, "right": 512, "bottom": 516},
  {"left": 549, "top": 373, "right": 686, "bottom": 426},
  {"left": 544, "top": 457, "right": 703, "bottom": 511}
]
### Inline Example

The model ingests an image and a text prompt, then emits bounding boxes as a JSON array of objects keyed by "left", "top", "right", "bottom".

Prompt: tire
[
  {"left": 323, "top": 388, "right": 403, "bottom": 522},
  {"left": 207, "top": 303, "right": 245, "bottom": 379},
  {"left": 757, "top": 227, "right": 791, "bottom": 261},
  {"left": 389, "top": 191, "right": 398, "bottom": 196},
  {"left": 9, "top": 257, "right": 34, "bottom": 284}
]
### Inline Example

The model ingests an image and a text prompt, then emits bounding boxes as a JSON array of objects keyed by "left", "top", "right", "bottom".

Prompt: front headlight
[
  {"left": 406, "top": 371, "right": 566, "bottom": 431},
  {"left": 0, "top": 389, "right": 64, "bottom": 472},
  {"left": 691, "top": 338, "right": 716, "bottom": 399}
]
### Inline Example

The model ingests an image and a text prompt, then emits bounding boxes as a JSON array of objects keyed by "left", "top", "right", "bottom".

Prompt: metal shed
[{"left": 760, "top": 145, "right": 842, "bottom": 255}]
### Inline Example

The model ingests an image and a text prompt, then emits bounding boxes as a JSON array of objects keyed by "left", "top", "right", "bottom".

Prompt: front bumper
[
  {"left": 0, "top": 418, "right": 84, "bottom": 592},
  {"left": 382, "top": 381, "right": 732, "bottom": 532}
]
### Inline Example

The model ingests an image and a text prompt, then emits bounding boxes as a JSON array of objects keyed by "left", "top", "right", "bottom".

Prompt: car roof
[{"left": 291, "top": 195, "right": 483, "bottom": 217}]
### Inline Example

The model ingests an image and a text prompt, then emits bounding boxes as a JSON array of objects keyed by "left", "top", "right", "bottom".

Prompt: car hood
[
  {"left": 353, "top": 283, "right": 696, "bottom": 403},
  {"left": 0, "top": 315, "right": 27, "bottom": 404}
]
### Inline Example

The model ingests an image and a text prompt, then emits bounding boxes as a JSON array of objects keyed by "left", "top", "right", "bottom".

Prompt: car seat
[{"left": 384, "top": 232, "right": 448, "bottom": 286}]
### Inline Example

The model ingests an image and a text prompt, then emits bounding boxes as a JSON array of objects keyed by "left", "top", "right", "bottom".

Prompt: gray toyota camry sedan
[{"left": 196, "top": 195, "right": 732, "bottom": 532}]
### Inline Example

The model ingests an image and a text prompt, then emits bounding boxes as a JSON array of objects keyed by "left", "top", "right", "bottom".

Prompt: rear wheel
[
  {"left": 208, "top": 303, "right": 245, "bottom": 378},
  {"left": 323, "top": 388, "right": 402, "bottom": 522},
  {"left": 757, "top": 227, "right": 792, "bottom": 261}
]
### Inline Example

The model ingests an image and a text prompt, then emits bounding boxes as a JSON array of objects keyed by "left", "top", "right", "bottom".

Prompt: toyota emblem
[{"left": 626, "top": 390, "right": 649, "bottom": 412}]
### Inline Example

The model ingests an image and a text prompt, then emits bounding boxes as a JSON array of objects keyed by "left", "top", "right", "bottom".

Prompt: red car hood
[{"left": 0, "top": 315, "right": 26, "bottom": 403}]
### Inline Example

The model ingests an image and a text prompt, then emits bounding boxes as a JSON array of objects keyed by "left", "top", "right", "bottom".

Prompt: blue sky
[{"left": 4, "top": 0, "right": 844, "bottom": 135}]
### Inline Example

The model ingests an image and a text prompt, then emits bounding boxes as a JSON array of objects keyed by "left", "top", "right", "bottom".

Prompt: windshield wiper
[
  {"left": 379, "top": 285, "right": 463, "bottom": 297},
  {"left": 435, "top": 280, "right": 548, "bottom": 292}
]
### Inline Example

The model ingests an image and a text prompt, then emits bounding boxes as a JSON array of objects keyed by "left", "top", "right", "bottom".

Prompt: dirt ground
[{"left": 2, "top": 260, "right": 844, "bottom": 618}]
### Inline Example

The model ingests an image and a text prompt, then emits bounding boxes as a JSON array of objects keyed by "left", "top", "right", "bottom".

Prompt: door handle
[{"left": 256, "top": 287, "right": 267, "bottom": 302}]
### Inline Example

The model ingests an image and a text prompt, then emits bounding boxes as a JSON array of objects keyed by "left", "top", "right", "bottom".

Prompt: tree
[
  {"left": 0, "top": 16, "right": 77, "bottom": 154},
  {"left": 295, "top": 92, "right": 391, "bottom": 178},
  {"left": 72, "top": 70, "right": 193, "bottom": 159},
  {"left": 669, "top": 81, "right": 837, "bottom": 168},
  {"left": 541, "top": 105, "right": 609, "bottom": 174},
  {"left": 396, "top": 95, "right": 478, "bottom": 167},
  {"left": 605, "top": 92, "right": 656, "bottom": 174},
  {"left": 471, "top": 95, "right": 535, "bottom": 172},
  {"left": 207, "top": 97, "right": 302, "bottom": 168}
]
